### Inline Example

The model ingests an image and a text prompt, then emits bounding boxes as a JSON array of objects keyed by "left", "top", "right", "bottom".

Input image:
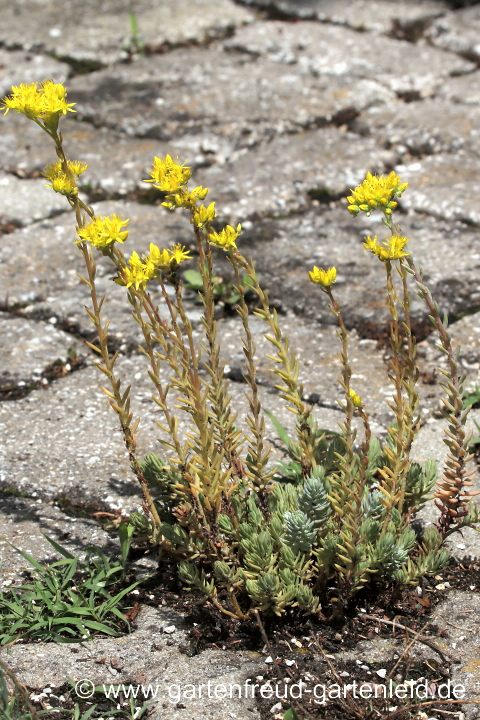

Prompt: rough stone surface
[
  {"left": 226, "top": 20, "right": 474, "bottom": 97},
  {"left": 0, "top": 605, "right": 262, "bottom": 720},
  {"left": 236, "top": 0, "right": 448, "bottom": 36},
  {"left": 69, "top": 48, "right": 394, "bottom": 150},
  {"left": 0, "top": 0, "right": 253, "bottom": 67},
  {"left": 354, "top": 97, "right": 480, "bottom": 157},
  {"left": 437, "top": 71, "right": 480, "bottom": 105},
  {"left": 427, "top": 5, "right": 480, "bottom": 63},
  {"left": 0, "top": 117, "right": 201, "bottom": 199},
  {"left": 0, "top": 173, "right": 67, "bottom": 230},
  {"left": 0, "top": 349, "right": 342, "bottom": 511},
  {"left": 431, "top": 592, "right": 480, "bottom": 719},
  {"left": 0, "top": 202, "right": 192, "bottom": 343},
  {"left": 217, "top": 312, "right": 392, "bottom": 428},
  {"left": 0, "top": 496, "right": 113, "bottom": 586},
  {"left": 0, "top": 49, "right": 70, "bottom": 97},
  {"left": 198, "top": 128, "right": 394, "bottom": 220},
  {"left": 237, "top": 207, "right": 480, "bottom": 336},
  {"left": 398, "top": 153, "right": 480, "bottom": 225},
  {"left": 0, "top": 314, "right": 82, "bottom": 397}
]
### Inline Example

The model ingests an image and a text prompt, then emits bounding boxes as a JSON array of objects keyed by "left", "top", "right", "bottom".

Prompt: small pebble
[{"left": 163, "top": 625, "right": 176, "bottom": 634}]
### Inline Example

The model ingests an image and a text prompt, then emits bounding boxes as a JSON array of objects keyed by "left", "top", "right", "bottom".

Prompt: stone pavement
[{"left": 0, "top": 1, "right": 480, "bottom": 717}]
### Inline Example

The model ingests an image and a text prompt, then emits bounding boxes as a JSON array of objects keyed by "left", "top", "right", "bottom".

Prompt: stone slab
[
  {"left": 353, "top": 97, "right": 480, "bottom": 157},
  {"left": 0, "top": 49, "right": 70, "bottom": 98},
  {"left": 0, "top": 496, "right": 113, "bottom": 587},
  {"left": 0, "top": 332, "right": 348, "bottom": 507},
  {"left": 0, "top": 605, "right": 262, "bottom": 720},
  {"left": 235, "top": 0, "right": 448, "bottom": 37},
  {"left": 0, "top": 314, "right": 82, "bottom": 397},
  {"left": 431, "top": 592, "right": 480, "bottom": 718},
  {"left": 0, "top": 362, "right": 140, "bottom": 510},
  {"left": 69, "top": 47, "right": 394, "bottom": 147},
  {"left": 217, "top": 312, "right": 392, "bottom": 426},
  {"left": 197, "top": 127, "right": 394, "bottom": 220},
  {"left": 0, "top": 116, "right": 203, "bottom": 200},
  {"left": 231, "top": 207, "right": 480, "bottom": 338},
  {"left": 437, "top": 71, "right": 480, "bottom": 105},
  {"left": 427, "top": 5, "right": 480, "bottom": 63},
  {"left": 0, "top": 173, "right": 67, "bottom": 230},
  {"left": 0, "top": 201, "right": 193, "bottom": 344},
  {"left": 0, "top": 0, "right": 253, "bottom": 68},
  {"left": 398, "top": 154, "right": 480, "bottom": 225},
  {"left": 225, "top": 20, "right": 473, "bottom": 97}
]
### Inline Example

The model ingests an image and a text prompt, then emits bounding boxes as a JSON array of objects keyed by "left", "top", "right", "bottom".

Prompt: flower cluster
[
  {"left": 347, "top": 171, "right": 408, "bottom": 217},
  {"left": 77, "top": 215, "right": 129, "bottom": 250},
  {"left": 43, "top": 159, "right": 88, "bottom": 196},
  {"left": 193, "top": 202, "right": 216, "bottom": 228},
  {"left": 308, "top": 266, "right": 337, "bottom": 289},
  {"left": 118, "top": 243, "right": 191, "bottom": 290},
  {"left": 363, "top": 235, "right": 410, "bottom": 262},
  {"left": 208, "top": 224, "right": 242, "bottom": 252},
  {"left": 145, "top": 155, "right": 191, "bottom": 194},
  {"left": 1, "top": 81, "right": 75, "bottom": 124}
]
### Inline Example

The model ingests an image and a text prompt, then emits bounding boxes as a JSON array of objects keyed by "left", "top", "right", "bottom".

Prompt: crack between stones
[{"left": 230, "top": 0, "right": 449, "bottom": 43}]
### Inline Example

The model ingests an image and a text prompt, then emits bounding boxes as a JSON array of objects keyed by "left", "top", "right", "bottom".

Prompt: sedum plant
[{"left": 2, "top": 81, "right": 479, "bottom": 623}]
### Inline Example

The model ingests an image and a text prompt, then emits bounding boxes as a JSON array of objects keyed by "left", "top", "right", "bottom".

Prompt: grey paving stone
[
  {"left": 419, "top": 310, "right": 480, "bottom": 391},
  {"left": 0, "top": 496, "right": 113, "bottom": 586},
  {"left": 0, "top": 173, "right": 67, "bottom": 230},
  {"left": 69, "top": 47, "right": 394, "bottom": 146},
  {"left": 235, "top": 0, "right": 448, "bottom": 37},
  {"left": 398, "top": 153, "right": 480, "bottom": 225},
  {"left": 353, "top": 97, "right": 480, "bottom": 157},
  {"left": 430, "top": 591, "right": 480, "bottom": 718},
  {"left": 0, "top": 49, "right": 70, "bottom": 97},
  {"left": 217, "top": 312, "right": 395, "bottom": 429},
  {"left": 0, "top": 344, "right": 344, "bottom": 510},
  {"left": 225, "top": 20, "right": 473, "bottom": 97},
  {"left": 197, "top": 127, "right": 394, "bottom": 220},
  {"left": 0, "top": 314, "right": 82, "bottom": 397},
  {"left": 0, "top": 359, "right": 149, "bottom": 511},
  {"left": 427, "top": 5, "right": 480, "bottom": 63},
  {"left": 437, "top": 70, "right": 480, "bottom": 105},
  {"left": 0, "top": 117, "right": 203, "bottom": 200},
  {"left": 0, "top": 0, "right": 253, "bottom": 68},
  {"left": 0, "top": 201, "right": 193, "bottom": 343},
  {"left": 0, "top": 605, "right": 262, "bottom": 720},
  {"left": 227, "top": 207, "right": 480, "bottom": 338}
]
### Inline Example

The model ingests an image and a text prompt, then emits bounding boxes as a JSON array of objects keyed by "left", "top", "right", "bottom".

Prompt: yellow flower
[
  {"left": 169, "top": 243, "right": 191, "bottom": 266},
  {"left": 208, "top": 224, "right": 241, "bottom": 251},
  {"left": 162, "top": 185, "right": 209, "bottom": 211},
  {"left": 347, "top": 171, "right": 408, "bottom": 216},
  {"left": 145, "top": 154, "right": 191, "bottom": 194},
  {"left": 308, "top": 266, "right": 337, "bottom": 288},
  {"left": 117, "top": 251, "right": 152, "bottom": 291},
  {"left": 43, "top": 159, "right": 88, "bottom": 196},
  {"left": 1, "top": 81, "right": 75, "bottom": 124},
  {"left": 348, "top": 388, "right": 363, "bottom": 409},
  {"left": 147, "top": 243, "right": 172, "bottom": 273},
  {"left": 77, "top": 215, "right": 129, "bottom": 250},
  {"left": 143, "top": 243, "right": 191, "bottom": 280},
  {"left": 363, "top": 235, "right": 410, "bottom": 262},
  {"left": 193, "top": 202, "right": 216, "bottom": 228}
]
